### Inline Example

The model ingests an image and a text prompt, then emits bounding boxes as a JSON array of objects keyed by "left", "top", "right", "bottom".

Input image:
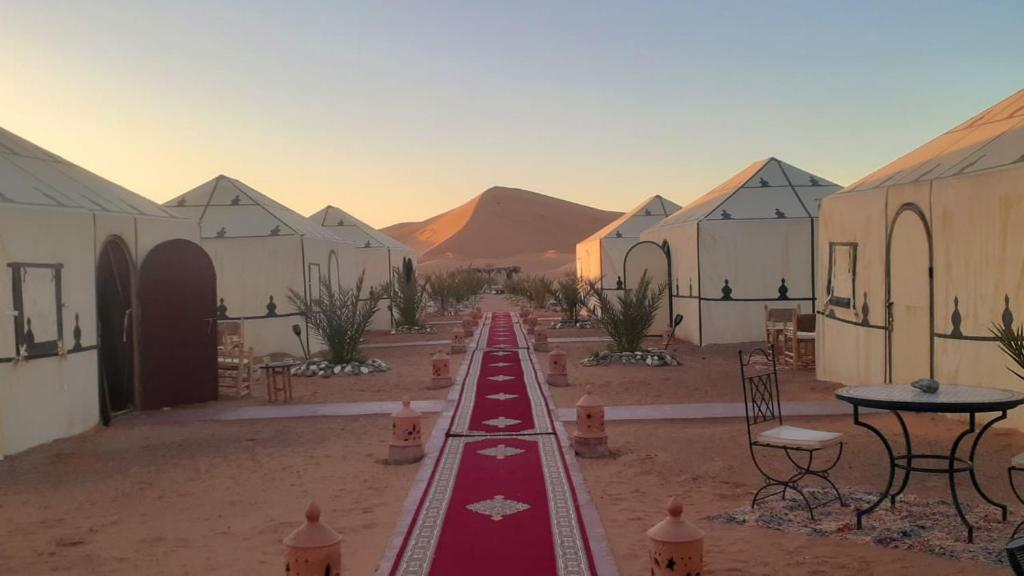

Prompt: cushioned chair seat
[
  {"left": 795, "top": 331, "right": 816, "bottom": 340},
  {"left": 756, "top": 425, "right": 842, "bottom": 449},
  {"left": 1012, "top": 452, "right": 1024, "bottom": 468}
]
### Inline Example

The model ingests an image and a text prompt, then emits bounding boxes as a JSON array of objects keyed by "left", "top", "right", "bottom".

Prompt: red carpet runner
[{"left": 390, "top": 312, "right": 597, "bottom": 576}]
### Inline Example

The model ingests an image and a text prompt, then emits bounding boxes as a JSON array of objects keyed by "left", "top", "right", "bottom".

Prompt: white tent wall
[
  {"left": 815, "top": 189, "right": 887, "bottom": 386},
  {"left": 0, "top": 206, "right": 198, "bottom": 457},
  {"left": 643, "top": 221, "right": 700, "bottom": 344},
  {"left": 600, "top": 237, "right": 636, "bottom": 290},
  {"left": 351, "top": 245, "right": 394, "bottom": 330},
  {"left": 200, "top": 236, "right": 307, "bottom": 357}
]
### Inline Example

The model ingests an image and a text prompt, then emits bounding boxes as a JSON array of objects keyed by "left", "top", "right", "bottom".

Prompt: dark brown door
[
  {"left": 138, "top": 239, "right": 217, "bottom": 409},
  {"left": 97, "top": 237, "right": 135, "bottom": 422}
]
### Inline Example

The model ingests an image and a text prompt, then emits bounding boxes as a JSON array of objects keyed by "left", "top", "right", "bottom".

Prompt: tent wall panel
[
  {"left": 814, "top": 316, "right": 886, "bottom": 385},
  {"left": 698, "top": 300, "right": 779, "bottom": 345},
  {"left": 576, "top": 237, "right": 603, "bottom": 286},
  {"left": 671, "top": 297, "right": 701, "bottom": 344},
  {"left": 698, "top": 219, "right": 813, "bottom": 301},
  {"left": 601, "top": 237, "right": 636, "bottom": 290},
  {"left": 623, "top": 241, "right": 671, "bottom": 331}
]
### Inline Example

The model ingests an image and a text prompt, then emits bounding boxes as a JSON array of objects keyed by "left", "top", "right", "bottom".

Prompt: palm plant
[
  {"left": 288, "top": 271, "right": 384, "bottom": 364},
  {"left": 426, "top": 267, "right": 487, "bottom": 315},
  {"left": 552, "top": 273, "right": 585, "bottom": 323},
  {"left": 525, "top": 274, "right": 554, "bottom": 309},
  {"left": 391, "top": 257, "right": 426, "bottom": 327},
  {"left": 991, "top": 322, "right": 1024, "bottom": 381},
  {"left": 585, "top": 272, "right": 666, "bottom": 353}
]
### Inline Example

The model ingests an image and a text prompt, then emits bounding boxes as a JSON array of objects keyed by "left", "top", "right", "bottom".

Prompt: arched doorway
[
  {"left": 886, "top": 204, "right": 933, "bottom": 383},
  {"left": 623, "top": 240, "right": 672, "bottom": 333},
  {"left": 96, "top": 236, "right": 136, "bottom": 424},
  {"left": 328, "top": 250, "right": 340, "bottom": 291},
  {"left": 138, "top": 239, "right": 218, "bottom": 409}
]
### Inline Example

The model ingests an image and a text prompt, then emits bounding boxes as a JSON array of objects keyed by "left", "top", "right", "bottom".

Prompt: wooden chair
[
  {"left": 739, "top": 347, "right": 844, "bottom": 518},
  {"left": 217, "top": 320, "right": 253, "bottom": 399},
  {"left": 764, "top": 305, "right": 798, "bottom": 362},
  {"left": 782, "top": 311, "right": 816, "bottom": 369}
]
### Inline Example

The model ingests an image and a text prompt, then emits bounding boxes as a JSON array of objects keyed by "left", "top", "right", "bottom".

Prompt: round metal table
[{"left": 835, "top": 384, "right": 1024, "bottom": 543}]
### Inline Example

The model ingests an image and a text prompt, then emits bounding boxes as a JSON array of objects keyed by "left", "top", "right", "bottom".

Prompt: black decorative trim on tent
[
  {"left": 777, "top": 278, "right": 789, "bottom": 300},
  {"left": 216, "top": 298, "right": 229, "bottom": 320},
  {"left": 9, "top": 262, "right": 64, "bottom": 358},
  {"left": 934, "top": 294, "right": 1014, "bottom": 342},
  {"left": 265, "top": 295, "right": 278, "bottom": 317},
  {"left": 720, "top": 279, "right": 733, "bottom": 300},
  {"left": 0, "top": 344, "right": 97, "bottom": 364},
  {"left": 817, "top": 311, "right": 886, "bottom": 331},
  {"left": 223, "top": 312, "right": 303, "bottom": 321},
  {"left": 705, "top": 296, "right": 814, "bottom": 303}
]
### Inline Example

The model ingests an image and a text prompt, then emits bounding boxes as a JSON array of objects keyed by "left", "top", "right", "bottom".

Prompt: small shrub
[
  {"left": 552, "top": 273, "right": 586, "bottom": 323},
  {"left": 425, "top": 267, "right": 486, "bottom": 315},
  {"left": 288, "top": 271, "right": 384, "bottom": 364},
  {"left": 585, "top": 272, "right": 666, "bottom": 353},
  {"left": 392, "top": 257, "right": 426, "bottom": 327}
]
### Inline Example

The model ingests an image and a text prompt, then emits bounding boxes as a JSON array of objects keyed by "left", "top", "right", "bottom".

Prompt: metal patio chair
[
  {"left": 1009, "top": 453, "right": 1024, "bottom": 539},
  {"left": 739, "top": 346, "right": 845, "bottom": 519}
]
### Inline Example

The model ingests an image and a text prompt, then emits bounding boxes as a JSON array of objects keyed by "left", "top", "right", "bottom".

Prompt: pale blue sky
[{"left": 1, "top": 1, "right": 1021, "bottom": 227}]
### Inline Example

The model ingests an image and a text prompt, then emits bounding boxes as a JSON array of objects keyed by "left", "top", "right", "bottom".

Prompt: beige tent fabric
[
  {"left": 817, "top": 89, "right": 1024, "bottom": 428},
  {"left": 309, "top": 205, "right": 417, "bottom": 330},
  {"left": 642, "top": 158, "right": 840, "bottom": 345},
  {"left": 576, "top": 195, "right": 680, "bottom": 290},
  {"left": 165, "top": 177, "right": 358, "bottom": 356},
  {"left": 0, "top": 126, "right": 197, "bottom": 457}
]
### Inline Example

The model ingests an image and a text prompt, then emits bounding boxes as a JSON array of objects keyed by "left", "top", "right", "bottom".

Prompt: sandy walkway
[{"left": 0, "top": 415, "right": 435, "bottom": 575}]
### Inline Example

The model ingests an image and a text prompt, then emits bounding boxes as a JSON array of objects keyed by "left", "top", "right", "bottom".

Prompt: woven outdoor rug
[
  {"left": 708, "top": 488, "right": 1013, "bottom": 566},
  {"left": 388, "top": 312, "right": 597, "bottom": 575}
]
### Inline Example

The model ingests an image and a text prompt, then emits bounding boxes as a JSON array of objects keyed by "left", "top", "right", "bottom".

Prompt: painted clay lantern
[
  {"left": 450, "top": 326, "right": 467, "bottom": 354},
  {"left": 572, "top": 385, "right": 609, "bottom": 457},
  {"left": 283, "top": 502, "right": 342, "bottom": 576},
  {"left": 461, "top": 316, "right": 476, "bottom": 337},
  {"left": 646, "top": 497, "right": 704, "bottom": 576},
  {"left": 546, "top": 345, "right": 569, "bottom": 387},
  {"left": 388, "top": 397, "right": 424, "bottom": 464},
  {"left": 533, "top": 327, "right": 550, "bottom": 352},
  {"left": 430, "top": 349, "right": 453, "bottom": 389}
]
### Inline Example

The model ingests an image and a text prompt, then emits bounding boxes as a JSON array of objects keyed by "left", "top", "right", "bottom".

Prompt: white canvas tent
[
  {"left": 817, "top": 89, "right": 1024, "bottom": 427},
  {"left": 308, "top": 205, "right": 416, "bottom": 330},
  {"left": 0, "top": 126, "right": 213, "bottom": 457},
  {"left": 165, "top": 176, "right": 358, "bottom": 357},
  {"left": 576, "top": 195, "right": 681, "bottom": 291},
  {"left": 641, "top": 158, "right": 841, "bottom": 345}
]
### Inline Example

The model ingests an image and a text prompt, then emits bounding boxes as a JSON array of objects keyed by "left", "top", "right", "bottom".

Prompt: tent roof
[
  {"left": 653, "top": 158, "right": 841, "bottom": 227},
  {"left": 0, "top": 126, "right": 177, "bottom": 218},
  {"left": 581, "top": 195, "right": 682, "bottom": 243},
  {"left": 841, "top": 89, "right": 1024, "bottom": 194},
  {"left": 164, "top": 175, "right": 347, "bottom": 241},
  {"left": 309, "top": 205, "right": 413, "bottom": 252}
]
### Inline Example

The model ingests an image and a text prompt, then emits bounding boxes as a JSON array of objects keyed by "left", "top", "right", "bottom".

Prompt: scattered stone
[
  {"left": 291, "top": 358, "right": 392, "bottom": 378},
  {"left": 549, "top": 319, "right": 595, "bottom": 330},
  {"left": 391, "top": 325, "right": 436, "bottom": 335},
  {"left": 580, "top": 349, "right": 680, "bottom": 368}
]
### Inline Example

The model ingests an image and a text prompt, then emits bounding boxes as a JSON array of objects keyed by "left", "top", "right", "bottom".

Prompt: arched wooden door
[
  {"left": 138, "top": 239, "right": 217, "bottom": 409},
  {"left": 97, "top": 237, "right": 136, "bottom": 423},
  {"left": 886, "top": 204, "right": 933, "bottom": 383},
  {"left": 623, "top": 241, "right": 672, "bottom": 332}
]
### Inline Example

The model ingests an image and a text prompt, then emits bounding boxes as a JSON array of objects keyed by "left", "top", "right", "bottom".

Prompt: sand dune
[{"left": 383, "top": 186, "right": 620, "bottom": 274}]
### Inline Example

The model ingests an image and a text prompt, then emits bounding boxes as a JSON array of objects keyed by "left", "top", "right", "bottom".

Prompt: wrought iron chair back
[
  {"left": 1007, "top": 537, "right": 1024, "bottom": 575},
  {"left": 738, "top": 346, "right": 783, "bottom": 445}
]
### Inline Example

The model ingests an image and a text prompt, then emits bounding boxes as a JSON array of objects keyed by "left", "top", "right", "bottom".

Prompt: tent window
[
  {"left": 8, "top": 263, "right": 64, "bottom": 357},
  {"left": 307, "top": 263, "right": 322, "bottom": 304},
  {"left": 827, "top": 243, "right": 857, "bottom": 309}
]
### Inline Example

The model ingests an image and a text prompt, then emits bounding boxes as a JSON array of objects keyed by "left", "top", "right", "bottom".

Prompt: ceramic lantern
[
  {"left": 646, "top": 497, "right": 704, "bottom": 576},
  {"left": 388, "top": 397, "right": 424, "bottom": 464},
  {"left": 283, "top": 502, "right": 342, "bottom": 576},
  {"left": 450, "top": 327, "right": 467, "bottom": 354},
  {"left": 546, "top": 345, "right": 569, "bottom": 387},
  {"left": 430, "top": 350, "right": 453, "bottom": 389},
  {"left": 461, "top": 316, "right": 475, "bottom": 337},
  {"left": 533, "top": 327, "right": 550, "bottom": 352},
  {"left": 572, "top": 385, "right": 609, "bottom": 457}
]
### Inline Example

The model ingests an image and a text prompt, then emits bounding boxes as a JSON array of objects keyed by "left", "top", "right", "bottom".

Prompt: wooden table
[
  {"left": 258, "top": 361, "right": 300, "bottom": 403},
  {"left": 836, "top": 384, "right": 1024, "bottom": 542}
]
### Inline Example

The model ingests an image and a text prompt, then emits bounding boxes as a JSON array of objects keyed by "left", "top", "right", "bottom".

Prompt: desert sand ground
[{"left": 1, "top": 294, "right": 1019, "bottom": 575}]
